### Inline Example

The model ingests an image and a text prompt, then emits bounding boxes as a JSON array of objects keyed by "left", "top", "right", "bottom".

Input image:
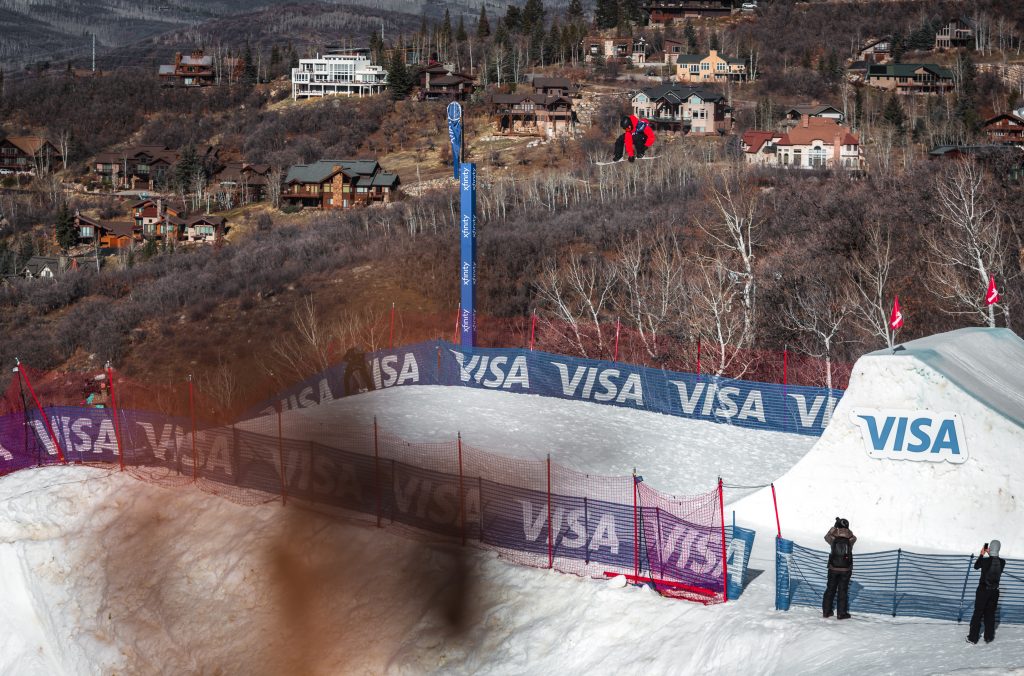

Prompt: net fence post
[
  {"left": 583, "top": 496, "right": 589, "bottom": 565},
  {"left": 771, "top": 482, "right": 781, "bottom": 539},
  {"left": 632, "top": 468, "right": 639, "bottom": 579},
  {"left": 106, "top": 363, "right": 125, "bottom": 471},
  {"left": 277, "top": 404, "right": 287, "bottom": 506},
  {"left": 718, "top": 477, "right": 728, "bottom": 602},
  {"left": 892, "top": 548, "right": 902, "bottom": 617},
  {"left": 188, "top": 374, "right": 197, "bottom": 482},
  {"left": 16, "top": 360, "right": 66, "bottom": 464},
  {"left": 374, "top": 417, "right": 381, "bottom": 528},
  {"left": 547, "top": 454, "right": 552, "bottom": 569},
  {"left": 957, "top": 554, "right": 975, "bottom": 623},
  {"left": 478, "top": 474, "right": 484, "bottom": 542},
  {"left": 458, "top": 432, "right": 466, "bottom": 546}
]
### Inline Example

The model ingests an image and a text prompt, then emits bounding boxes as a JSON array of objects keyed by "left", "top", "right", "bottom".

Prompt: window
[
  {"left": 701, "top": 62, "right": 710, "bottom": 71},
  {"left": 323, "top": 183, "right": 332, "bottom": 193},
  {"left": 136, "top": 163, "right": 150, "bottom": 174},
  {"left": 1, "top": 147, "right": 16, "bottom": 156},
  {"left": 809, "top": 147, "right": 826, "bottom": 168},
  {"left": 690, "top": 65, "right": 699, "bottom": 73},
  {"left": 80, "top": 226, "right": 93, "bottom": 237},
  {"left": 716, "top": 62, "right": 726, "bottom": 71},
  {"left": 793, "top": 150, "right": 802, "bottom": 167}
]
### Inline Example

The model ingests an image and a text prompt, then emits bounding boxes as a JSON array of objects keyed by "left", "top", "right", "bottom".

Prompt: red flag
[
  {"left": 888, "top": 296, "right": 904, "bottom": 330},
  {"left": 985, "top": 276, "right": 1001, "bottom": 306}
]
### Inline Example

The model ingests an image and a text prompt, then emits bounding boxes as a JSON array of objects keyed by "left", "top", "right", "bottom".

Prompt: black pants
[
  {"left": 613, "top": 131, "right": 648, "bottom": 161},
  {"left": 968, "top": 586, "right": 999, "bottom": 642},
  {"left": 343, "top": 362, "right": 374, "bottom": 396},
  {"left": 822, "top": 569, "right": 851, "bottom": 617}
]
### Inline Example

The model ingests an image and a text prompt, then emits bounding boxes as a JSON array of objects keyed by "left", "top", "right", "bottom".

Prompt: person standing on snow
[
  {"left": 822, "top": 517, "right": 857, "bottom": 619},
  {"left": 612, "top": 114, "right": 656, "bottom": 163},
  {"left": 342, "top": 347, "right": 375, "bottom": 396},
  {"left": 968, "top": 540, "right": 1006, "bottom": 644}
]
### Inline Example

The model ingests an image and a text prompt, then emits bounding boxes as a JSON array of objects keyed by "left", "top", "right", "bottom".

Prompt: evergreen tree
[
  {"left": 440, "top": 9, "right": 453, "bottom": 51},
  {"left": 386, "top": 46, "right": 412, "bottom": 100},
  {"left": 890, "top": 30, "right": 905, "bottom": 62},
  {"left": 595, "top": 0, "right": 619, "bottom": 30},
  {"left": 242, "top": 43, "right": 258, "bottom": 87},
  {"left": 545, "top": 21, "right": 562, "bottom": 65},
  {"left": 54, "top": 203, "right": 77, "bottom": 253},
  {"left": 853, "top": 85, "right": 864, "bottom": 130},
  {"left": 270, "top": 45, "right": 281, "bottom": 67},
  {"left": 882, "top": 92, "right": 906, "bottom": 134},
  {"left": 567, "top": 0, "right": 584, "bottom": 22},
  {"left": 621, "top": 0, "right": 644, "bottom": 25},
  {"left": 709, "top": 30, "right": 720, "bottom": 52},
  {"left": 175, "top": 145, "right": 200, "bottom": 194},
  {"left": 522, "top": 0, "right": 546, "bottom": 33},
  {"left": 494, "top": 22, "right": 511, "bottom": 50},
  {"left": 504, "top": 5, "right": 522, "bottom": 34},
  {"left": 684, "top": 20, "right": 698, "bottom": 53},
  {"left": 477, "top": 5, "right": 491, "bottom": 39},
  {"left": 456, "top": 16, "right": 468, "bottom": 44},
  {"left": 530, "top": 21, "right": 546, "bottom": 65},
  {"left": 954, "top": 52, "right": 979, "bottom": 136}
]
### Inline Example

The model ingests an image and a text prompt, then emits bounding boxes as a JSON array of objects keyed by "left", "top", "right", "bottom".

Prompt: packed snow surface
[{"left": 2, "top": 327, "right": 1023, "bottom": 674}]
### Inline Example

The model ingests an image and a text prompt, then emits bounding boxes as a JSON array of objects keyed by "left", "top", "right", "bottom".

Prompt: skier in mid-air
[{"left": 612, "top": 114, "right": 656, "bottom": 163}]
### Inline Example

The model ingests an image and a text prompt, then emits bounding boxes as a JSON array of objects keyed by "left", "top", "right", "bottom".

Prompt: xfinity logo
[{"left": 850, "top": 408, "right": 967, "bottom": 463}]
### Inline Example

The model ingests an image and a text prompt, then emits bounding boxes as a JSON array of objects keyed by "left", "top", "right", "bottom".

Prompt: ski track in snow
[{"left": 1, "top": 384, "right": 1022, "bottom": 674}]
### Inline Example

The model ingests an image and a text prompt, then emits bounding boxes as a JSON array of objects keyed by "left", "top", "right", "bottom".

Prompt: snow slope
[{"left": 734, "top": 328, "right": 1024, "bottom": 555}]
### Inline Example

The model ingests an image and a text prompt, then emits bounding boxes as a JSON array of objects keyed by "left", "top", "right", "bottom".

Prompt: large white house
[
  {"left": 291, "top": 50, "right": 387, "bottom": 99},
  {"left": 741, "top": 116, "right": 863, "bottom": 171}
]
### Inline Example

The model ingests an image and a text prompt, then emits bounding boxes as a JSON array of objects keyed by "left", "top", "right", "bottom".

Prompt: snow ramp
[{"left": 735, "top": 327, "right": 1024, "bottom": 556}]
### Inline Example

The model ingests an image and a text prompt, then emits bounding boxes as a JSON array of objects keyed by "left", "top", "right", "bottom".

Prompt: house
[
  {"left": 23, "top": 256, "right": 74, "bottom": 279},
  {"left": 864, "top": 63, "right": 954, "bottom": 94},
  {"left": 0, "top": 136, "right": 63, "bottom": 174},
  {"left": 857, "top": 38, "right": 891, "bottom": 64},
  {"left": 582, "top": 36, "right": 647, "bottom": 64},
  {"left": 660, "top": 38, "right": 690, "bottom": 65},
  {"left": 212, "top": 162, "right": 271, "bottom": 206},
  {"left": 529, "top": 76, "right": 582, "bottom": 99},
  {"left": 643, "top": 0, "right": 733, "bottom": 24},
  {"left": 675, "top": 50, "right": 747, "bottom": 84},
  {"left": 631, "top": 84, "right": 732, "bottom": 134},
  {"left": 489, "top": 92, "right": 576, "bottom": 136},
  {"left": 74, "top": 212, "right": 140, "bottom": 249},
  {"left": 783, "top": 105, "right": 844, "bottom": 125},
  {"left": 982, "top": 113, "right": 1024, "bottom": 144},
  {"left": 184, "top": 215, "right": 226, "bottom": 243},
  {"left": 131, "top": 198, "right": 187, "bottom": 240},
  {"left": 935, "top": 19, "right": 973, "bottom": 50},
  {"left": 291, "top": 50, "right": 387, "bottom": 99},
  {"left": 159, "top": 50, "right": 216, "bottom": 87},
  {"left": 928, "top": 144, "right": 1024, "bottom": 179},
  {"left": 741, "top": 116, "right": 863, "bottom": 170},
  {"left": 413, "top": 63, "right": 476, "bottom": 101},
  {"left": 92, "top": 145, "right": 181, "bottom": 189},
  {"left": 282, "top": 160, "right": 400, "bottom": 209}
]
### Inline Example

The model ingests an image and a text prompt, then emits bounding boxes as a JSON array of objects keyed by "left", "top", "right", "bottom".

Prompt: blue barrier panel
[
  {"left": 776, "top": 537, "right": 793, "bottom": 610},
  {"left": 726, "top": 525, "right": 756, "bottom": 600},
  {"left": 778, "top": 540, "right": 1024, "bottom": 625}
]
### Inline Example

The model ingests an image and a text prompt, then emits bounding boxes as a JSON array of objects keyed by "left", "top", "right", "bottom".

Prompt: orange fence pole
[
  {"left": 718, "top": 477, "right": 728, "bottom": 602},
  {"left": 16, "top": 360, "right": 65, "bottom": 464}
]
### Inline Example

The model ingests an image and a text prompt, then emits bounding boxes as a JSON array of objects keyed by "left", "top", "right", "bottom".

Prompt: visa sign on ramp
[{"left": 850, "top": 408, "right": 968, "bottom": 463}]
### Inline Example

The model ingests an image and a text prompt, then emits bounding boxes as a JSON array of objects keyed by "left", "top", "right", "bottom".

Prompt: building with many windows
[
  {"left": 675, "top": 50, "right": 747, "bottom": 84},
  {"left": 742, "top": 116, "right": 863, "bottom": 171},
  {"left": 290, "top": 50, "right": 387, "bottom": 99}
]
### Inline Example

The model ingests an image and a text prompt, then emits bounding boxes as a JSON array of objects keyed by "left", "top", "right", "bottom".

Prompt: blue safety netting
[{"left": 775, "top": 537, "right": 1024, "bottom": 624}]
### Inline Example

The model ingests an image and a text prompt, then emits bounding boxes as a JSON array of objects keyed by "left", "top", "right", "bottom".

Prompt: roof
[
  {"left": 23, "top": 256, "right": 63, "bottom": 276},
  {"left": 637, "top": 83, "right": 725, "bottom": 103},
  {"left": 867, "top": 63, "right": 953, "bottom": 79},
  {"left": 983, "top": 113, "right": 1024, "bottom": 127},
  {"left": 180, "top": 55, "right": 213, "bottom": 66},
  {"left": 741, "top": 131, "right": 777, "bottom": 153},
  {"left": 928, "top": 144, "right": 1024, "bottom": 159},
  {"left": 786, "top": 105, "right": 842, "bottom": 117},
  {"left": 158, "top": 65, "right": 176, "bottom": 75},
  {"left": 285, "top": 160, "right": 383, "bottom": 184},
  {"left": 3, "top": 136, "right": 53, "bottom": 156},
  {"left": 489, "top": 93, "right": 569, "bottom": 107},
  {"left": 532, "top": 77, "right": 572, "bottom": 89},
  {"left": 103, "top": 221, "right": 137, "bottom": 238},
  {"left": 858, "top": 37, "right": 891, "bottom": 51},
  {"left": 429, "top": 75, "right": 473, "bottom": 86},
  {"left": 188, "top": 214, "right": 226, "bottom": 227},
  {"left": 776, "top": 117, "right": 859, "bottom": 146}
]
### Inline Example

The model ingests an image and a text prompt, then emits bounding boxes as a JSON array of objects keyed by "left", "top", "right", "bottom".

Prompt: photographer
[
  {"left": 822, "top": 517, "right": 857, "bottom": 619},
  {"left": 967, "top": 540, "right": 1005, "bottom": 644}
]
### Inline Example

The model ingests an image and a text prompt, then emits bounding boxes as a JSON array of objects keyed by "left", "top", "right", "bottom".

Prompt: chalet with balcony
[
  {"left": 643, "top": 0, "right": 733, "bottom": 24},
  {"left": 529, "top": 76, "right": 583, "bottom": 98},
  {"left": 982, "top": 113, "right": 1024, "bottom": 144},
  {"left": 675, "top": 50, "right": 747, "bottom": 84},
  {"left": 631, "top": 84, "right": 732, "bottom": 134},
  {"left": 583, "top": 36, "right": 647, "bottom": 64},
  {"left": 857, "top": 38, "right": 891, "bottom": 64},
  {"left": 159, "top": 50, "right": 216, "bottom": 87},
  {"left": 864, "top": 63, "right": 954, "bottom": 94},
  {"left": 742, "top": 116, "right": 863, "bottom": 170},
  {"left": 413, "top": 63, "right": 476, "bottom": 101},
  {"left": 659, "top": 38, "right": 690, "bottom": 65},
  {"left": 184, "top": 215, "right": 226, "bottom": 243},
  {"left": 783, "top": 104, "right": 844, "bottom": 125},
  {"left": 212, "top": 162, "right": 270, "bottom": 205},
  {"left": 283, "top": 160, "right": 400, "bottom": 210},
  {"left": 73, "top": 212, "right": 140, "bottom": 249},
  {"left": 935, "top": 19, "right": 973, "bottom": 50},
  {"left": 0, "top": 136, "right": 63, "bottom": 174},
  {"left": 93, "top": 145, "right": 180, "bottom": 189},
  {"left": 489, "top": 92, "right": 575, "bottom": 137},
  {"left": 131, "top": 198, "right": 187, "bottom": 240},
  {"left": 22, "top": 256, "right": 75, "bottom": 279}
]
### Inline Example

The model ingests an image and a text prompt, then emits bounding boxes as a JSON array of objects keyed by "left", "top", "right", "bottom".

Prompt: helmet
[{"left": 620, "top": 115, "right": 632, "bottom": 130}]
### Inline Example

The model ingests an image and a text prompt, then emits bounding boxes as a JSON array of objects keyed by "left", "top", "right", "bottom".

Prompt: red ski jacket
[{"left": 624, "top": 115, "right": 656, "bottom": 158}]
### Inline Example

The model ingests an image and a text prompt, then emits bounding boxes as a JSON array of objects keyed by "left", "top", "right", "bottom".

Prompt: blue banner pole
[
  {"left": 459, "top": 163, "right": 476, "bottom": 347},
  {"left": 447, "top": 101, "right": 462, "bottom": 180}
]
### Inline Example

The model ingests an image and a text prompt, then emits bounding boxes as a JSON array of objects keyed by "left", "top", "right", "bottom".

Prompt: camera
[{"left": 984, "top": 542, "right": 989, "bottom": 549}]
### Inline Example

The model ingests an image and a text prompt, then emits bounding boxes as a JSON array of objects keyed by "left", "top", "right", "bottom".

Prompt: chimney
[
  {"left": 802, "top": 114, "right": 809, "bottom": 128},
  {"left": 834, "top": 131, "right": 842, "bottom": 165},
  {"left": 175, "top": 52, "right": 182, "bottom": 66}
]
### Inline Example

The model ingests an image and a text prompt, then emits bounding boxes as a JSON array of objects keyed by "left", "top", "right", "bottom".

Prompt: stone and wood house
[{"left": 282, "top": 160, "right": 400, "bottom": 210}]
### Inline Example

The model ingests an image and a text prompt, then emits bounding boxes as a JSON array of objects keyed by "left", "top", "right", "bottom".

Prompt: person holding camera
[
  {"left": 967, "top": 540, "right": 1005, "bottom": 644},
  {"left": 822, "top": 517, "right": 857, "bottom": 619}
]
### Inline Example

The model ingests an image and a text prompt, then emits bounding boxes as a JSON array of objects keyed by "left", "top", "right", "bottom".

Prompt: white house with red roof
[{"left": 741, "top": 116, "right": 863, "bottom": 170}]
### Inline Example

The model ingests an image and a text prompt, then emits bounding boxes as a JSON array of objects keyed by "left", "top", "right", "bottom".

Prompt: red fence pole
[
  {"left": 374, "top": 417, "right": 381, "bottom": 528},
  {"left": 106, "top": 363, "right": 124, "bottom": 472},
  {"left": 633, "top": 469, "right": 639, "bottom": 579},
  {"left": 547, "top": 454, "right": 553, "bottom": 569},
  {"left": 771, "top": 482, "right": 782, "bottom": 539},
  {"left": 529, "top": 312, "right": 537, "bottom": 351},
  {"left": 277, "top": 405, "right": 287, "bottom": 506},
  {"left": 718, "top": 477, "right": 728, "bottom": 602},
  {"left": 188, "top": 375, "right": 198, "bottom": 482},
  {"left": 613, "top": 317, "right": 621, "bottom": 362},
  {"left": 16, "top": 360, "right": 65, "bottom": 464},
  {"left": 783, "top": 346, "right": 788, "bottom": 388},
  {"left": 389, "top": 302, "right": 395, "bottom": 349},
  {"left": 458, "top": 433, "right": 466, "bottom": 546}
]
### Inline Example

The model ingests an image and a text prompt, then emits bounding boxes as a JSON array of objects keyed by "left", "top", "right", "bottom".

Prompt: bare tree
[
  {"left": 688, "top": 254, "right": 752, "bottom": 378},
  {"left": 696, "top": 165, "right": 763, "bottom": 346},
  {"left": 267, "top": 166, "right": 283, "bottom": 209},
  {"left": 535, "top": 252, "right": 616, "bottom": 358},
  {"left": 926, "top": 158, "right": 1011, "bottom": 328},
  {"left": 847, "top": 220, "right": 898, "bottom": 348},
  {"left": 781, "top": 282, "right": 850, "bottom": 390}
]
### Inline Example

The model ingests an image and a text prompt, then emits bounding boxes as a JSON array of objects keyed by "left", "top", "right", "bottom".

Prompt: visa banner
[{"left": 850, "top": 408, "right": 968, "bottom": 463}]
